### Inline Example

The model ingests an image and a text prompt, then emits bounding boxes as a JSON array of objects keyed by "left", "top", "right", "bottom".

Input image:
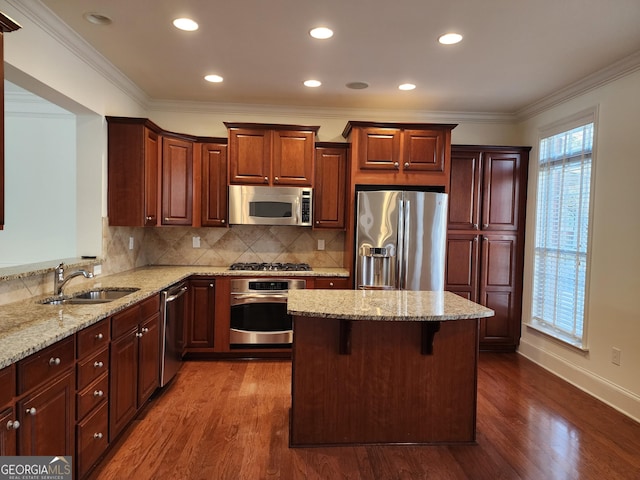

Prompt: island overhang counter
[{"left": 287, "top": 290, "right": 494, "bottom": 447}]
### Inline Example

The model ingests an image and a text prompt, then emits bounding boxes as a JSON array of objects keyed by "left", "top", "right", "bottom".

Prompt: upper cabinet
[
  {"left": 107, "top": 117, "right": 161, "bottom": 227},
  {"left": 0, "top": 13, "right": 22, "bottom": 231},
  {"left": 342, "top": 121, "right": 456, "bottom": 189},
  {"left": 314, "top": 143, "right": 348, "bottom": 230},
  {"left": 161, "top": 136, "right": 193, "bottom": 226},
  {"left": 201, "top": 142, "right": 228, "bottom": 227},
  {"left": 448, "top": 146, "right": 529, "bottom": 232},
  {"left": 225, "top": 123, "right": 319, "bottom": 186}
]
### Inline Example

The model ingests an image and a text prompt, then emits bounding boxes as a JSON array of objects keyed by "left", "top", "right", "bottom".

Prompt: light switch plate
[
  {"left": 128, "top": 237, "right": 134, "bottom": 250},
  {"left": 193, "top": 236, "right": 201, "bottom": 248},
  {"left": 318, "top": 239, "right": 325, "bottom": 250}
]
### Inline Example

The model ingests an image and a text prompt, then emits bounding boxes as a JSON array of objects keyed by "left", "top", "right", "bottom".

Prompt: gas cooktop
[{"left": 229, "top": 262, "right": 312, "bottom": 272}]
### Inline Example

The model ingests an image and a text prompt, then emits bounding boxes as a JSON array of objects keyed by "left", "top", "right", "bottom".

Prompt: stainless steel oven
[{"left": 229, "top": 278, "right": 306, "bottom": 348}]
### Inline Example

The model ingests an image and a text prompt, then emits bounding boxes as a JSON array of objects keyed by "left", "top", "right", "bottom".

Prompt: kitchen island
[{"left": 287, "top": 289, "right": 494, "bottom": 446}]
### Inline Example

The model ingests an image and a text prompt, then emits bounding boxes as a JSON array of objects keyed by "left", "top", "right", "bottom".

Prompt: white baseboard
[{"left": 518, "top": 338, "right": 640, "bottom": 423}]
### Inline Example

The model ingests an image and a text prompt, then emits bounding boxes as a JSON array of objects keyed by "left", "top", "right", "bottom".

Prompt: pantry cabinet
[
  {"left": 445, "top": 145, "right": 530, "bottom": 351},
  {"left": 314, "top": 143, "right": 348, "bottom": 229},
  {"left": 226, "top": 123, "right": 319, "bottom": 186}
]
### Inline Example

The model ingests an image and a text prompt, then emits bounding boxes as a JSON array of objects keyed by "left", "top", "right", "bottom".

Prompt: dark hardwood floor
[{"left": 88, "top": 353, "right": 640, "bottom": 479}]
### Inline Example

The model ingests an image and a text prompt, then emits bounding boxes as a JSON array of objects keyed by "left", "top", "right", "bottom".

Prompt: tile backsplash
[{"left": 0, "top": 219, "right": 345, "bottom": 305}]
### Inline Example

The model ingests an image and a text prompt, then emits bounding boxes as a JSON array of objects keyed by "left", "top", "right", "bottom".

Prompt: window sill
[{"left": 525, "top": 322, "right": 589, "bottom": 353}]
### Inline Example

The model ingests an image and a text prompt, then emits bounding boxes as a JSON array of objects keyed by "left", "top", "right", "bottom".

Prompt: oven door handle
[{"left": 231, "top": 293, "right": 288, "bottom": 305}]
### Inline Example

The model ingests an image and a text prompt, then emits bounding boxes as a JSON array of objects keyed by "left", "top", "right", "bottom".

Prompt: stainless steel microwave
[{"left": 228, "top": 185, "right": 313, "bottom": 226}]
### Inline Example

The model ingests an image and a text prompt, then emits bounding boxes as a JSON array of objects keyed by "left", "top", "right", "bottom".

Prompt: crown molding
[
  {"left": 516, "top": 50, "right": 640, "bottom": 121},
  {"left": 6, "top": 0, "right": 150, "bottom": 110}
]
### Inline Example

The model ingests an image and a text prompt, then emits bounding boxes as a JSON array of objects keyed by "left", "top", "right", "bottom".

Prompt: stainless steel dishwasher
[{"left": 160, "top": 282, "right": 188, "bottom": 387}]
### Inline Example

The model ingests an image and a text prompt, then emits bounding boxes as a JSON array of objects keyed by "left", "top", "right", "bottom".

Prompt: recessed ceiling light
[
  {"left": 309, "top": 27, "right": 333, "bottom": 39},
  {"left": 304, "top": 80, "right": 322, "bottom": 88},
  {"left": 398, "top": 83, "right": 416, "bottom": 91},
  {"left": 83, "top": 12, "right": 112, "bottom": 25},
  {"left": 173, "top": 18, "right": 199, "bottom": 31},
  {"left": 346, "top": 81, "right": 369, "bottom": 90},
  {"left": 204, "top": 74, "right": 223, "bottom": 83},
  {"left": 438, "top": 32, "right": 463, "bottom": 45}
]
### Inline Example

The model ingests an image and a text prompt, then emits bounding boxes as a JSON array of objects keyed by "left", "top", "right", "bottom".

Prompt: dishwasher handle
[{"left": 165, "top": 285, "right": 188, "bottom": 303}]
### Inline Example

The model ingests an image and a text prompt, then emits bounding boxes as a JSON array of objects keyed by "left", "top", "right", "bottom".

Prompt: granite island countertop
[
  {"left": 288, "top": 289, "right": 494, "bottom": 321},
  {"left": 0, "top": 265, "right": 348, "bottom": 369}
]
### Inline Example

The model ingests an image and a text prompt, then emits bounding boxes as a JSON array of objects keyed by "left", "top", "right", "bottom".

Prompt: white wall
[{"left": 518, "top": 69, "right": 640, "bottom": 421}]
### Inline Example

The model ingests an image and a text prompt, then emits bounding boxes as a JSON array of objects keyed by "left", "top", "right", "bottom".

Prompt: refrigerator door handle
[{"left": 398, "top": 198, "right": 410, "bottom": 290}]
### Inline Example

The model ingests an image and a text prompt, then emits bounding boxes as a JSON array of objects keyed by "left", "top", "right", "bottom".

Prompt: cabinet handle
[
  {"left": 329, "top": 282, "right": 334, "bottom": 287},
  {"left": 221, "top": 219, "right": 225, "bottom": 224},
  {"left": 93, "top": 390, "right": 104, "bottom": 397},
  {"left": 96, "top": 333, "right": 104, "bottom": 340},
  {"left": 145, "top": 216, "right": 153, "bottom": 221},
  {"left": 25, "top": 407, "right": 36, "bottom": 416},
  {"left": 209, "top": 284, "right": 214, "bottom": 288},
  {"left": 483, "top": 223, "right": 489, "bottom": 228},
  {"left": 264, "top": 176, "right": 269, "bottom": 183},
  {"left": 93, "top": 432, "right": 104, "bottom": 439},
  {"left": 404, "top": 162, "right": 409, "bottom": 169},
  {"left": 274, "top": 176, "right": 279, "bottom": 183},
  {"left": 94, "top": 361, "right": 104, "bottom": 368},
  {"left": 473, "top": 223, "right": 479, "bottom": 229},
  {"left": 142, "top": 327, "right": 149, "bottom": 333},
  {"left": 394, "top": 162, "right": 400, "bottom": 169},
  {"left": 6, "top": 420, "right": 20, "bottom": 430},
  {"left": 315, "top": 220, "right": 320, "bottom": 225},
  {"left": 136, "top": 332, "right": 143, "bottom": 338},
  {"left": 49, "top": 357, "right": 61, "bottom": 366}
]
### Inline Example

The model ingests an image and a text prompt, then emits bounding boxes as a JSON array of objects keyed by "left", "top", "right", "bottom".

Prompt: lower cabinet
[
  {"left": 110, "top": 295, "right": 160, "bottom": 441},
  {"left": 0, "top": 365, "right": 17, "bottom": 456},
  {"left": 185, "top": 278, "right": 216, "bottom": 352},
  {"left": 314, "top": 277, "right": 352, "bottom": 289}
]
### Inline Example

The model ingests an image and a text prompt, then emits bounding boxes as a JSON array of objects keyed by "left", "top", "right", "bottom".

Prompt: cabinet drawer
[
  {"left": 315, "top": 277, "right": 351, "bottom": 289},
  {"left": 77, "top": 373, "right": 108, "bottom": 420},
  {"left": 17, "top": 336, "right": 75, "bottom": 395},
  {"left": 77, "top": 347, "right": 109, "bottom": 391},
  {"left": 77, "top": 319, "right": 110, "bottom": 358},
  {"left": 112, "top": 304, "right": 140, "bottom": 339},
  {"left": 0, "top": 364, "right": 15, "bottom": 406},
  {"left": 140, "top": 294, "right": 159, "bottom": 319},
  {"left": 76, "top": 401, "right": 108, "bottom": 479}
]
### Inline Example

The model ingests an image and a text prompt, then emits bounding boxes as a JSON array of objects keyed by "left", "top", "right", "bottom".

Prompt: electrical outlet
[
  {"left": 93, "top": 264, "right": 102, "bottom": 276},
  {"left": 193, "top": 236, "right": 201, "bottom": 248},
  {"left": 612, "top": 347, "right": 622, "bottom": 366},
  {"left": 128, "top": 236, "right": 134, "bottom": 250},
  {"left": 317, "top": 239, "right": 325, "bottom": 251}
]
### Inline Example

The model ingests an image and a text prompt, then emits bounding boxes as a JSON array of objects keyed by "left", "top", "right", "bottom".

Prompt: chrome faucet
[{"left": 53, "top": 262, "right": 94, "bottom": 296}]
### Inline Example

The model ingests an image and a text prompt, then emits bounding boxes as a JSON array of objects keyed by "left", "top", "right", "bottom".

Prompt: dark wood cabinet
[
  {"left": 107, "top": 117, "right": 161, "bottom": 226},
  {"left": 201, "top": 142, "right": 228, "bottom": 227},
  {"left": 162, "top": 136, "right": 193, "bottom": 225},
  {"left": 342, "top": 121, "right": 456, "bottom": 189},
  {"left": 0, "top": 406, "right": 17, "bottom": 455},
  {"left": 17, "top": 370, "right": 75, "bottom": 456},
  {"left": 446, "top": 145, "right": 529, "bottom": 351},
  {"left": 185, "top": 279, "right": 216, "bottom": 352},
  {"left": 0, "top": 14, "right": 21, "bottom": 231},
  {"left": 314, "top": 143, "right": 348, "bottom": 229},
  {"left": 226, "top": 123, "right": 318, "bottom": 186},
  {"left": 313, "top": 277, "right": 352, "bottom": 289},
  {"left": 109, "top": 295, "right": 160, "bottom": 440}
]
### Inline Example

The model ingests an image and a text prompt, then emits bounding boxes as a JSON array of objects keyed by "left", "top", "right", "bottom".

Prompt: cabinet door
[
  {"left": 228, "top": 128, "right": 271, "bottom": 184},
  {"left": 448, "top": 150, "right": 482, "bottom": 230},
  {"left": 314, "top": 146, "right": 347, "bottom": 229},
  {"left": 314, "top": 277, "right": 351, "bottom": 289},
  {"left": 272, "top": 130, "right": 314, "bottom": 186},
  {"left": 445, "top": 234, "right": 479, "bottom": 302},
  {"left": 18, "top": 370, "right": 75, "bottom": 456},
  {"left": 481, "top": 151, "right": 523, "bottom": 231},
  {"left": 0, "top": 407, "right": 17, "bottom": 456},
  {"left": 143, "top": 127, "right": 160, "bottom": 226},
  {"left": 137, "top": 314, "right": 160, "bottom": 406},
  {"left": 109, "top": 329, "right": 138, "bottom": 440},
  {"left": 403, "top": 129, "right": 444, "bottom": 172},
  {"left": 186, "top": 279, "right": 216, "bottom": 350},
  {"left": 201, "top": 143, "right": 228, "bottom": 227},
  {"left": 478, "top": 234, "right": 520, "bottom": 347},
  {"left": 357, "top": 127, "right": 401, "bottom": 170},
  {"left": 162, "top": 137, "right": 193, "bottom": 225}
]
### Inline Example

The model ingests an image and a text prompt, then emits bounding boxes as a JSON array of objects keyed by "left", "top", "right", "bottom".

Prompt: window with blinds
[{"left": 531, "top": 118, "right": 595, "bottom": 347}]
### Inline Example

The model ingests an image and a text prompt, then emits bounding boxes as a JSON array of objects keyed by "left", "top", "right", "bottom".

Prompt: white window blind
[{"left": 531, "top": 121, "right": 594, "bottom": 346}]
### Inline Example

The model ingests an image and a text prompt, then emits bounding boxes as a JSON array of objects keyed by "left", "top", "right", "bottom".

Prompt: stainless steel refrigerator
[{"left": 355, "top": 189, "right": 448, "bottom": 291}]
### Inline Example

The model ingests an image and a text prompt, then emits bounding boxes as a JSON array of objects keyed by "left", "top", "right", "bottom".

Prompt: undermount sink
[{"left": 39, "top": 288, "right": 140, "bottom": 305}]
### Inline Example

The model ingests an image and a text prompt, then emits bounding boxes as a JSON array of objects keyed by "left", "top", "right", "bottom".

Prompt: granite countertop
[
  {"left": 288, "top": 289, "right": 494, "bottom": 321},
  {"left": 0, "top": 265, "right": 349, "bottom": 369}
]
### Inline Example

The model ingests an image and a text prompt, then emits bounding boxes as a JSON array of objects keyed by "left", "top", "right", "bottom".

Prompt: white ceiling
[{"left": 39, "top": 0, "right": 640, "bottom": 115}]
